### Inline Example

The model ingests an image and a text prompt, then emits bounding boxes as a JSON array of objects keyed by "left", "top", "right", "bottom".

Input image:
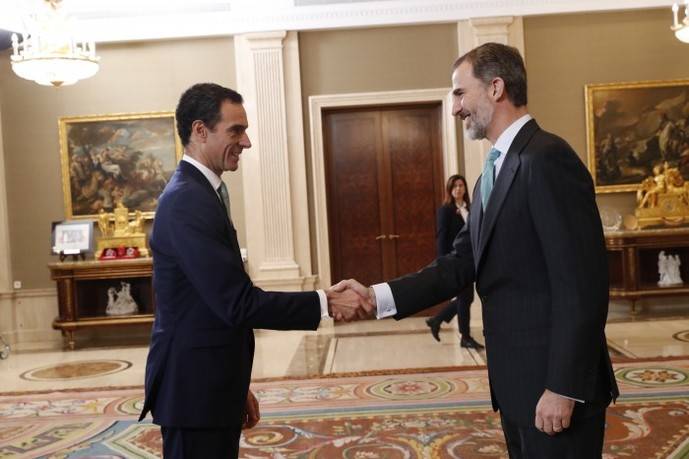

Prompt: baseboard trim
[
  {"left": 0, "top": 287, "right": 56, "bottom": 300},
  {"left": 0, "top": 288, "right": 60, "bottom": 348}
]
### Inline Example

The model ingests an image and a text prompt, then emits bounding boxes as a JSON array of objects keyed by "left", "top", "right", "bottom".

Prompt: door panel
[
  {"left": 324, "top": 104, "right": 444, "bottom": 299},
  {"left": 384, "top": 107, "right": 444, "bottom": 275},
  {"left": 324, "top": 111, "right": 385, "bottom": 286}
]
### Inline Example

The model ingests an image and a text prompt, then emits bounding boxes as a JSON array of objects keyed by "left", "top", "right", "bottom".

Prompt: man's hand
[
  {"left": 242, "top": 389, "right": 260, "bottom": 430},
  {"left": 534, "top": 389, "right": 575, "bottom": 435},
  {"left": 327, "top": 279, "right": 375, "bottom": 321}
]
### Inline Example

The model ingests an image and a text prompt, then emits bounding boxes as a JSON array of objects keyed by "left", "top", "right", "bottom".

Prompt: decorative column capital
[
  {"left": 459, "top": 16, "right": 524, "bottom": 54},
  {"left": 243, "top": 31, "right": 287, "bottom": 50},
  {"left": 469, "top": 16, "right": 515, "bottom": 43}
]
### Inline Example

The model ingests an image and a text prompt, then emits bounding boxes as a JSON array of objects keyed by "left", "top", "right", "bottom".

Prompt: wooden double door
[{"left": 324, "top": 104, "right": 444, "bottom": 288}]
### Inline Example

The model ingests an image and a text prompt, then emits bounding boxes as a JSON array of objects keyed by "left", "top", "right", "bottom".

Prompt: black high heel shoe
[
  {"left": 460, "top": 335, "right": 484, "bottom": 349},
  {"left": 425, "top": 318, "right": 441, "bottom": 342}
]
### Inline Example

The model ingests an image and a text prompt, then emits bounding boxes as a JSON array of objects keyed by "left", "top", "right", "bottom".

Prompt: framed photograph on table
[
  {"left": 58, "top": 111, "right": 183, "bottom": 219},
  {"left": 52, "top": 220, "right": 94, "bottom": 256},
  {"left": 585, "top": 79, "right": 689, "bottom": 193}
]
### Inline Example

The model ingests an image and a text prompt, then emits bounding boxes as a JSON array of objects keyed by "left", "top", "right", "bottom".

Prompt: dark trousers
[
  {"left": 500, "top": 410, "right": 606, "bottom": 459},
  {"left": 433, "top": 285, "right": 474, "bottom": 336},
  {"left": 161, "top": 426, "right": 242, "bottom": 458}
]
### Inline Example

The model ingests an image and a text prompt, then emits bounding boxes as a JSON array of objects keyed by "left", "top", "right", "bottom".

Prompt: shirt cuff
[
  {"left": 316, "top": 289, "right": 330, "bottom": 319},
  {"left": 552, "top": 391, "right": 584, "bottom": 403},
  {"left": 371, "top": 283, "right": 397, "bottom": 319}
]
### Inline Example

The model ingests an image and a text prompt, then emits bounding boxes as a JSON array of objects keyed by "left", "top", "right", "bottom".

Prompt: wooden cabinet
[
  {"left": 606, "top": 227, "right": 689, "bottom": 313},
  {"left": 48, "top": 258, "right": 154, "bottom": 349}
]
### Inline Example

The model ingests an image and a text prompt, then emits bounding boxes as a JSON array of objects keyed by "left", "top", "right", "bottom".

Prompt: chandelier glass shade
[
  {"left": 672, "top": 2, "right": 689, "bottom": 44},
  {"left": 10, "top": 0, "right": 100, "bottom": 87}
]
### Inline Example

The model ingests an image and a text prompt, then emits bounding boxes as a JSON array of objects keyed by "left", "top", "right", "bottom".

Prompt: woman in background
[{"left": 425, "top": 175, "right": 484, "bottom": 349}]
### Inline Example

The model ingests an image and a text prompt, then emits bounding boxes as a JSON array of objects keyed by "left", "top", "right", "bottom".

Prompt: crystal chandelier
[
  {"left": 10, "top": 0, "right": 100, "bottom": 87},
  {"left": 672, "top": 1, "right": 689, "bottom": 44}
]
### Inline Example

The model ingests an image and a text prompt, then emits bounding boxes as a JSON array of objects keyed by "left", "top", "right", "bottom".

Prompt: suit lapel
[
  {"left": 470, "top": 184, "right": 483, "bottom": 266},
  {"left": 178, "top": 161, "right": 235, "bottom": 237},
  {"left": 476, "top": 119, "right": 539, "bottom": 266}
]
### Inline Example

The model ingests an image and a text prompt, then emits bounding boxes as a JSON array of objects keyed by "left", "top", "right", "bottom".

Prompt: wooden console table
[
  {"left": 48, "top": 258, "right": 154, "bottom": 349},
  {"left": 605, "top": 227, "right": 689, "bottom": 313}
]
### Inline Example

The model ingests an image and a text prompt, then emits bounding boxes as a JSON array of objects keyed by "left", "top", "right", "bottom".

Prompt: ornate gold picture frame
[
  {"left": 59, "top": 111, "right": 182, "bottom": 219},
  {"left": 586, "top": 79, "right": 689, "bottom": 193}
]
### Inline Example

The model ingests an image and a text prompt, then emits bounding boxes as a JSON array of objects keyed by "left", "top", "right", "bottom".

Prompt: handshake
[{"left": 326, "top": 279, "right": 376, "bottom": 322}]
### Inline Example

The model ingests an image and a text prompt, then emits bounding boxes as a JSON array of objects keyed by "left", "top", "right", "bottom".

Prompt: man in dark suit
[
  {"left": 139, "top": 83, "right": 370, "bottom": 458},
  {"left": 337, "top": 43, "right": 619, "bottom": 457}
]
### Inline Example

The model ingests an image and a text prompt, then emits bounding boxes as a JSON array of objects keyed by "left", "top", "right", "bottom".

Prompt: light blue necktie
[
  {"left": 217, "top": 182, "right": 233, "bottom": 224},
  {"left": 481, "top": 147, "right": 502, "bottom": 210}
]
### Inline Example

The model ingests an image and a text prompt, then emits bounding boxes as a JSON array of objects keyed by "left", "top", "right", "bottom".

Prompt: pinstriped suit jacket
[
  {"left": 140, "top": 160, "right": 320, "bottom": 429},
  {"left": 389, "top": 119, "right": 619, "bottom": 427}
]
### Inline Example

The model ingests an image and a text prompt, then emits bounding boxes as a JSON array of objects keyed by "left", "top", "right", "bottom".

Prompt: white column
[
  {"left": 0, "top": 99, "right": 12, "bottom": 293},
  {"left": 234, "top": 31, "right": 315, "bottom": 291},
  {"left": 457, "top": 16, "right": 525, "bottom": 190}
]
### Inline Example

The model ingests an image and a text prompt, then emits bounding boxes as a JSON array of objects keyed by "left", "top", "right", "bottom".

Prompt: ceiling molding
[{"left": 0, "top": 0, "right": 673, "bottom": 43}]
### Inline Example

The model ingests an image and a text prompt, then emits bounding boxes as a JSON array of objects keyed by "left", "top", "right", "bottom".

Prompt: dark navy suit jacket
[
  {"left": 389, "top": 120, "right": 619, "bottom": 427},
  {"left": 139, "top": 160, "right": 320, "bottom": 428}
]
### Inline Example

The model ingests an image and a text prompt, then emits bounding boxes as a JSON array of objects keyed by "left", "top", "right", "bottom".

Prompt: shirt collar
[
  {"left": 493, "top": 114, "right": 532, "bottom": 156},
  {"left": 182, "top": 153, "right": 223, "bottom": 192},
  {"left": 492, "top": 114, "right": 532, "bottom": 177}
]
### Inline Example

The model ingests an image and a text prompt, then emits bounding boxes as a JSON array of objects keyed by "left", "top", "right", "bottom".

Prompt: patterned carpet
[{"left": 2, "top": 358, "right": 689, "bottom": 458}]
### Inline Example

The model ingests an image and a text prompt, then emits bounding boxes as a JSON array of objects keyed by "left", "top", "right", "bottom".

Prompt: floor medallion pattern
[
  {"left": 365, "top": 376, "right": 458, "bottom": 400},
  {"left": 673, "top": 330, "right": 689, "bottom": 343},
  {"left": 20, "top": 360, "right": 132, "bottom": 381},
  {"left": 615, "top": 366, "right": 689, "bottom": 387}
]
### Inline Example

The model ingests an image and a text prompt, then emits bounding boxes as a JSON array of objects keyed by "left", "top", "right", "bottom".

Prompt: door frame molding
[{"left": 309, "top": 88, "right": 457, "bottom": 288}]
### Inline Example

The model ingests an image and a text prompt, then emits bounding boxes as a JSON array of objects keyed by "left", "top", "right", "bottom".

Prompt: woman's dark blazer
[{"left": 436, "top": 203, "right": 467, "bottom": 257}]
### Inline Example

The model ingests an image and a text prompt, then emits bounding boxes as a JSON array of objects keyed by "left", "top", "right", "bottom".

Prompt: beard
[{"left": 465, "top": 97, "right": 494, "bottom": 140}]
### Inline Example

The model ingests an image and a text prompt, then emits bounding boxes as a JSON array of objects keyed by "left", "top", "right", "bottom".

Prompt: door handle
[
  {"left": 375, "top": 235, "right": 387, "bottom": 240},
  {"left": 388, "top": 234, "right": 400, "bottom": 239}
]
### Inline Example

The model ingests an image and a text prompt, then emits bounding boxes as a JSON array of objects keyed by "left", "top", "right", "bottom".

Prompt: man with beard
[{"left": 336, "top": 43, "right": 619, "bottom": 457}]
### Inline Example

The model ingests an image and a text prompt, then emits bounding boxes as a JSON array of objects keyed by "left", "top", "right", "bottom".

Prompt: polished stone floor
[{"left": 2, "top": 299, "right": 689, "bottom": 393}]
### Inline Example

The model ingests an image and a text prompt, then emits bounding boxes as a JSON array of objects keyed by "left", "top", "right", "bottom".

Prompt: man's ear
[
  {"left": 191, "top": 120, "right": 206, "bottom": 142},
  {"left": 491, "top": 78, "right": 506, "bottom": 100}
]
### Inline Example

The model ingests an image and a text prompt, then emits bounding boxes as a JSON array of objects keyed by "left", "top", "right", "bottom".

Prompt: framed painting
[
  {"left": 586, "top": 79, "right": 689, "bottom": 193},
  {"left": 59, "top": 111, "right": 183, "bottom": 219}
]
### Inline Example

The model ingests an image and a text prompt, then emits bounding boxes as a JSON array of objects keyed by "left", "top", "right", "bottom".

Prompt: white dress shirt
[
  {"left": 182, "top": 154, "right": 330, "bottom": 319},
  {"left": 492, "top": 114, "right": 532, "bottom": 177},
  {"left": 457, "top": 202, "right": 469, "bottom": 222},
  {"left": 182, "top": 154, "right": 222, "bottom": 200}
]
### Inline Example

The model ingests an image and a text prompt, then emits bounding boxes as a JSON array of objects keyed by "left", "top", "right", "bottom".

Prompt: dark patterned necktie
[{"left": 217, "top": 182, "right": 233, "bottom": 224}]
